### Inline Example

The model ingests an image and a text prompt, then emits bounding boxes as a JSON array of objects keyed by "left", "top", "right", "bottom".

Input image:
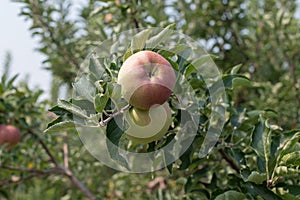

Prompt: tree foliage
[{"left": 1, "top": 0, "right": 299, "bottom": 199}]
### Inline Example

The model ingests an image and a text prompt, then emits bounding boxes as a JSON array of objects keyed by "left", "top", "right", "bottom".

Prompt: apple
[
  {"left": 0, "top": 124, "right": 21, "bottom": 148},
  {"left": 117, "top": 50, "right": 176, "bottom": 110},
  {"left": 124, "top": 102, "right": 172, "bottom": 144}
]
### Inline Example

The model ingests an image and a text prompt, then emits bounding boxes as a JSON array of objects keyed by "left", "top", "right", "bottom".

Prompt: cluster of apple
[
  {"left": 117, "top": 50, "right": 176, "bottom": 144},
  {"left": 0, "top": 124, "right": 21, "bottom": 149}
]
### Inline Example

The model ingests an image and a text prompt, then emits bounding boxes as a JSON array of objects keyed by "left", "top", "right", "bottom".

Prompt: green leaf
[
  {"left": 94, "top": 92, "right": 109, "bottom": 113},
  {"left": 231, "top": 76, "right": 248, "bottom": 88},
  {"left": 178, "top": 144, "right": 193, "bottom": 170},
  {"left": 185, "top": 54, "right": 211, "bottom": 77},
  {"left": 131, "top": 29, "right": 151, "bottom": 52},
  {"left": 251, "top": 119, "right": 265, "bottom": 158},
  {"left": 106, "top": 116, "right": 129, "bottom": 169},
  {"left": 122, "top": 48, "right": 133, "bottom": 62},
  {"left": 279, "top": 132, "right": 300, "bottom": 156},
  {"left": 247, "top": 110, "right": 262, "bottom": 119},
  {"left": 110, "top": 83, "right": 123, "bottom": 104},
  {"left": 274, "top": 184, "right": 300, "bottom": 199},
  {"left": 146, "top": 24, "right": 175, "bottom": 49},
  {"left": 184, "top": 177, "right": 192, "bottom": 193},
  {"left": 7, "top": 74, "right": 19, "bottom": 88},
  {"left": 73, "top": 76, "right": 96, "bottom": 102},
  {"left": 275, "top": 166, "right": 300, "bottom": 177},
  {"left": 89, "top": 54, "right": 105, "bottom": 80},
  {"left": 243, "top": 171, "right": 266, "bottom": 184},
  {"left": 106, "top": 116, "right": 124, "bottom": 146},
  {"left": 243, "top": 182, "right": 281, "bottom": 200},
  {"left": 280, "top": 151, "right": 300, "bottom": 167},
  {"left": 71, "top": 99, "right": 96, "bottom": 115},
  {"left": 223, "top": 74, "right": 251, "bottom": 89},
  {"left": 0, "top": 189, "right": 9, "bottom": 199},
  {"left": 46, "top": 116, "right": 63, "bottom": 128},
  {"left": 169, "top": 44, "right": 190, "bottom": 54},
  {"left": 230, "top": 64, "right": 243, "bottom": 75},
  {"left": 57, "top": 99, "right": 88, "bottom": 119},
  {"left": 48, "top": 105, "right": 70, "bottom": 116},
  {"left": 214, "top": 190, "right": 247, "bottom": 200},
  {"left": 44, "top": 121, "right": 78, "bottom": 134}
]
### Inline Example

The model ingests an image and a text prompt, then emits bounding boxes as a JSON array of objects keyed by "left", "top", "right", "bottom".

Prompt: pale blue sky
[
  {"left": 0, "top": 0, "right": 49, "bottom": 95},
  {"left": 0, "top": 0, "right": 85, "bottom": 99}
]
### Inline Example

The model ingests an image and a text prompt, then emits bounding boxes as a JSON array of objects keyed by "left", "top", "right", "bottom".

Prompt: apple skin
[
  {"left": 125, "top": 102, "right": 172, "bottom": 144},
  {"left": 0, "top": 124, "right": 21, "bottom": 148},
  {"left": 118, "top": 50, "right": 176, "bottom": 110}
]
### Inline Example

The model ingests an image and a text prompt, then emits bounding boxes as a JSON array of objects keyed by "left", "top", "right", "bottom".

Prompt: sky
[
  {"left": 0, "top": 0, "right": 86, "bottom": 99},
  {"left": 0, "top": 0, "right": 299, "bottom": 100},
  {"left": 0, "top": 0, "right": 50, "bottom": 96}
]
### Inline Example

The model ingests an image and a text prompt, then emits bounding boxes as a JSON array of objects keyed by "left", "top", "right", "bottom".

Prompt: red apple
[
  {"left": 0, "top": 124, "right": 21, "bottom": 148},
  {"left": 117, "top": 50, "right": 176, "bottom": 110}
]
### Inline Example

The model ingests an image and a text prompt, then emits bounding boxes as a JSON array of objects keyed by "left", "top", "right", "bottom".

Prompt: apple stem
[{"left": 99, "top": 104, "right": 131, "bottom": 126}]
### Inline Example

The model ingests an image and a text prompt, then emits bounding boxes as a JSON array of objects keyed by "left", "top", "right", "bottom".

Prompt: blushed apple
[
  {"left": 0, "top": 124, "right": 21, "bottom": 148},
  {"left": 117, "top": 50, "right": 176, "bottom": 110}
]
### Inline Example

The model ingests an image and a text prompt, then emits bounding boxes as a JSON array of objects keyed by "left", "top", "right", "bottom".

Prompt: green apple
[
  {"left": 117, "top": 50, "right": 176, "bottom": 110},
  {"left": 0, "top": 124, "right": 21, "bottom": 148},
  {"left": 125, "top": 102, "right": 172, "bottom": 144}
]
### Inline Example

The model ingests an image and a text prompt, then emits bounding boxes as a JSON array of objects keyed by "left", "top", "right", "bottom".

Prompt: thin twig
[
  {"left": 99, "top": 104, "right": 131, "bottom": 126},
  {"left": 0, "top": 165, "right": 63, "bottom": 175}
]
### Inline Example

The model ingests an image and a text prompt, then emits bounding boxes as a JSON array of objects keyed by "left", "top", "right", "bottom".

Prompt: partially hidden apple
[
  {"left": 0, "top": 124, "right": 21, "bottom": 148},
  {"left": 117, "top": 50, "right": 176, "bottom": 110},
  {"left": 125, "top": 102, "right": 172, "bottom": 144}
]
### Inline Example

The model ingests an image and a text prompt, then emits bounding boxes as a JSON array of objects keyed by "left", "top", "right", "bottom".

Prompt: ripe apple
[
  {"left": 124, "top": 102, "right": 172, "bottom": 144},
  {"left": 117, "top": 50, "right": 176, "bottom": 110},
  {"left": 0, "top": 124, "right": 21, "bottom": 148}
]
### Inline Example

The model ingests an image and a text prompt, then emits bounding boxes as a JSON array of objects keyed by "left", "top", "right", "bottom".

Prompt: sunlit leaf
[
  {"left": 44, "top": 121, "right": 78, "bottom": 133},
  {"left": 94, "top": 92, "right": 109, "bottom": 113},
  {"left": 131, "top": 29, "right": 151, "bottom": 52},
  {"left": 57, "top": 99, "right": 88, "bottom": 119},
  {"left": 280, "top": 151, "right": 300, "bottom": 167},
  {"left": 146, "top": 24, "right": 175, "bottom": 49}
]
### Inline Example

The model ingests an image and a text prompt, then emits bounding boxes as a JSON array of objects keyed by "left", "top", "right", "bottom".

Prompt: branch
[
  {"left": 99, "top": 104, "right": 131, "bottom": 126},
  {"left": 219, "top": 149, "right": 240, "bottom": 174},
  {"left": 28, "top": 130, "right": 59, "bottom": 167},
  {"left": 128, "top": 0, "right": 140, "bottom": 29},
  {"left": 61, "top": 134, "right": 95, "bottom": 199},
  {"left": 0, "top": 174, "right": 37, "bottom": 188},
  {"left": 15, "top": 124, "right": 96, "bottom": 199},
  {"left": 132, "top": 17, "right": 140, "bottom": 29},
  {"left": 63, "top": 168, "right": 96, "bottom": 200},
  {"left": 0, "top": 165, "right": 63, "bottom": 175},
  {"left": 26, "top": 131, "right": 96, "bottom": 199},
  {"left": 0, "top": 166, "right": 64, "bottom": 188}
]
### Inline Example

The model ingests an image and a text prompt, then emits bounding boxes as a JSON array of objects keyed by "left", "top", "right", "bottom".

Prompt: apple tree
[{"left": 0, "top": 0, "right": 299, "bottom": 199}]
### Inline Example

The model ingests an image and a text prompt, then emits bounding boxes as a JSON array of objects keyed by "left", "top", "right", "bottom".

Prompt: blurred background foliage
[
  {"left": 0, "top": 0, "right": 299, "bottom": 199},
  {"left": 14, "top": 0, "right": 300, "bottom": 129}
]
